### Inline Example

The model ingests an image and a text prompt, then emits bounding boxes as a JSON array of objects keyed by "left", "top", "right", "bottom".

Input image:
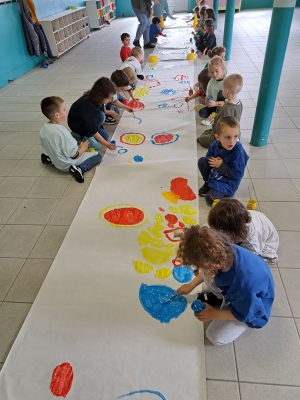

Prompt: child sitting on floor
[
  {"left": 198, "top": 116, "right": 249, "bottom": 206},
  {"left": 149, "top": 16, "right": 167, "bottom": 43},
  {"left": 185, "top": 68, "right": 211, "bottom": 109},
  {"left": 191, "top": 6, "right": 206, "bottom": 44},
  {"left": 186, "top": 6, "right": 200, "bottom": 23},
  {"left": 40, "top": 97, "right": 102, "bottom": 183},
  {"left": 196, "top": 18, "right": 216, "bottom": 56},
  {"left": 208, "top": 199, "right": 279, "bottom": 264},
  {"left": 119, "top": 47, "right": 149, "bottom": 81},
  {"left": 198, "top": 74, "right": 243, "bottom": 147},
  {"left": 175, "top": 226, "right": 274, "bottom": 346},
  {"left": 122, "top": 66, "right": 140, "bottom": 100},
  {"left": 120, "top": 33, "right": 131, "bottom": 62}
]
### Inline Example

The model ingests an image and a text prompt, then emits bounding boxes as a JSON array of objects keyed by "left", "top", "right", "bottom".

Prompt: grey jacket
[{"left": 131, "top": 0, "right": 152, "bottom": 17}]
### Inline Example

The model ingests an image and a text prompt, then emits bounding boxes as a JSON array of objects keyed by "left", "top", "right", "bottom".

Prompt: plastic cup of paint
[
  {"left": 247, "top": 199, "right": 257, "bottom": 210},
  {"left": 212, "top": 199, "right": 219, "bottom": 207},
  {"left": 110, "top": 140, "right": 117, "bottom": 151},
  {"left": 206, "top": 96, "right": 213, "bottom": 102},
  {"left": 191, "top": 299, "right": 206, "bottom": 313},
  {"left": 190, "top": 38, "right": 193, "bottom": 43}
]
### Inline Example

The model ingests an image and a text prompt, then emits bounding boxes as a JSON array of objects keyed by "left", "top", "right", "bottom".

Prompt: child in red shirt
[{"left": 120, "top": 33, "right": 131, "bottom": 62}]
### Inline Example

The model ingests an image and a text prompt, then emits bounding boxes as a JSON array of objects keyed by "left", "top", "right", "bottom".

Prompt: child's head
[
  {"left": 207, "top": 46, "right": 226, "bottom": 60},
  {"left": 177, "top": 225, "right": 235, "bottom": 281},
  {"left": 131, "top": 46, "right": 143, "bottom": 63},
  {"left": 197, "top": 68, "right": 210, "bottom": 92},
  {"left": 199, "top": 0, "right": 207, "bottom": 5},
  {"left": 84, "top": 77, "right": 116, "bottom": 106},
  {"left": 122, "top": 66, "right": 138, "bottom": 84},
  {"left": 204, "top": 8, "right": 216, "bottom": 21},
  {"left": 199, "top": 6, "right": 206, "bottom": 19},
  {"left": 204, "top": 18, "right": 214, "bottom": 35},
  {"left": 41, "top": 96, "right": 67, "bottom": 122},
  {"left": 152, "top": 16, "right": 160, "bottom": 25},
  {"left": 121, "top": 33, "right": 130, "bottom": 47},
  {"left": 222, "top": 74, "right": 243, "bottom": 98},
  {"left": 111, "top": 70, "right": 130, "bottom": 92},
  {"left": 208, "top": 55, "right": 226, "bottom": 80},
  {"left": 208, "top": 199, "right": 251, "bottom": 243},
  {"left": 215, "top": 116, "right": 240, "bottom": 151},
  {"left": 193, "top": 6, "right": 200, "bottom": 16}
]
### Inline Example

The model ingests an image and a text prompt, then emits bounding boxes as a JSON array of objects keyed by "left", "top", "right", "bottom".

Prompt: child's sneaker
[
  {"left": 201, "top": 118, "right": 213, "bottom": 126},
  {"left": 264, "top": 256, "right": 278, "bottom": 265},
  {"left": 198, "top": 182, "right": 209, "bottom": 196},
  {"left": 104, "top": 116, "right": 117, "bottom": 125},
  {"left": 197, "top": 292, "right": 223, "bottom": 307},
  {"left": 41, "top": 153, "right": 52, "bottom": 165},
  {"left": 69, "top": 165, "right": 84, "bottom": 183}
]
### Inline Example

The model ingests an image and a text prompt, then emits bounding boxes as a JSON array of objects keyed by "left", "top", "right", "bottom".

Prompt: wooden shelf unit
[
  {"left": 85, "top": 0, "right": 116, "bottom": 29},
  {"left": 40, "top": 7, "right": 90, "bottom": 58}
]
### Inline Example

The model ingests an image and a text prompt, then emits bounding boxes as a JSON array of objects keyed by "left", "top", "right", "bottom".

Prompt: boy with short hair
[
  {"left": 197, "top": 74, "right": 243, "bottom": 148},
  {"left": 149, "top": 16, "right": 166, "bottom": 43},
  {"left": 119, "top": 47, "right": 148, "bottom": 81},
  {"left": 198, "top": 116, "right": 249, "bottom": 206},
  {"left": 120, "top": 33, "right": 131, "bottom": 62},
  {"left": 40, "top": 97, "right": 102, "bottom": 183}
]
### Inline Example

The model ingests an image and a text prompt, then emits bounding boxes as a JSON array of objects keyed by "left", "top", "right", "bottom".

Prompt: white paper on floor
[{"left": 0, "top": 18, "right": 206, "bottom": 400}]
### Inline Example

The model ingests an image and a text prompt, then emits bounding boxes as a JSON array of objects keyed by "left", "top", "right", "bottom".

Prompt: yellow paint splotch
[
  {"left": 169, "top": 205, "right": 198, "bottom": 215},
  {"left": 147, "top": 227, "right": 163, "bottom": 238},
  {"left": 122, "top": 134, "right": 144, "bottom": 145},
  {"left": 155, "top": 267, "right": 172, "bottom": 279},
  {"left": 134, "top": 87, "right": 149, "bottom": 98},
  {"left": 141, "top": 246, "right": 176, "bottom": 266},
  {"left": 155, "top": 214, "right": 164, "bottom": 222},
  {"left": 162, "top": 191, "right": 180, "bottom": 204},
  {"left": 182, "top": 216, "right": 197, "bottom": 225},
  {"left": 133, "top": 260, "right": 154, "bottom": 274},
  {"left": 138, "top": 230, "right": 164, "bottom": 248}
]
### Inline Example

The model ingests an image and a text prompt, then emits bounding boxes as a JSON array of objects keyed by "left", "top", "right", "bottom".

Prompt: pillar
[
  {"left": 213, "top": 0, "right": 219, "bottom": 29},
  {"left": 223, "top": 0, "right": 236, "bottom": 61}
]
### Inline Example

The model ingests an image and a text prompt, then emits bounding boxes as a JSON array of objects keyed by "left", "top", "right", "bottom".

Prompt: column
[
  {"left": 213, "top": 0, "right": 219, "bottom": 29},
  {"left": 223, "top": 0, "right": 236, "bottom": 61}
]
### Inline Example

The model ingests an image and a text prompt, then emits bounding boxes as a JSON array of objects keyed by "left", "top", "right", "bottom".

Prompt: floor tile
[
  {"left": 292, "top": 179, "right": 300, "bottom": 194},
  {"left": 25, "top": 177, "right": 70, "bottom": 198},
  {"left": 0, "top": 132, "right": 19, "bottom": 146},
  {"left": 242, "top": 143, "right": 279, "bottom": 160},
  {"left": 247, "top": 159, "right": 289, "bottom": 178},
  {"left": 270, "top": 128, "right": 300, "bottom": 143},
  {"left": 22, "top": 144, "right": 45, "bottom": 160},
  {"left": 239, "top": 383, "right": 300, "bottom": 400},
  {"left": 270, "top": 268, "right": 292, "bottom": 317},
  {"left": 5, "top": 259, "right": 52, "bottom": 303},
  {"left": 295, "top": 319, "right": 300, "bottom": 337},
  {"left": 277, "top": 231, "right": 300, "bottom": 268},
  {"left": 0, "top": 177, "right": 36, "bottom": 198},
  {"left": 0, "top": 121, "right": 29, "bottom": 132},
  {"left": 47, "top": 198, "right": 82, "bottom": 225},
  {"left": 0, "top": 225, "right": 44, "bottom": 258},
  {"left": 29, "top": 225, "right": 69, "bottom": 259},
  {"left": 280, "top": 269, "right": 300, "bottom": 318},
  {"left": 0, "top": 144, "right": 32, "bottom": 160},
  {"left": 0, "top": 302, "right": 32, "bottom": 362},
  {"left": 62, "top": 177, "right": 93, "bottom": 198},
  {"left": 206, "top": 381, "right": 240, "bottom": 400},
  {"left": 251, "top": 179, "right": 299, "bottom": 201},
  {"left": 0, "top": 259, "right": 25, "bottom": 301},
  {"left": 0, "top": 198, "right": 22, "bottom": 224},
  {"left": 234, "top": 178, "right": 255, "bottom": 203},
  {"left": 9, "top": 132, "right": 40, "bottom": 145},
  {"left": 40, "top": 165, "right": 71, "bottom": 178},
  {"left": 234, "top": 317, "right": 300, "bottom": 385},
  {"left": 205, "top": 335, "right": 237, "bottom": 381},
  {"left": 7, "top": 198, "right": 59, "bottom": 225},
  {"left": 259, "top": 202, "right": 300, "bottom": 230},
  {"left": 7, "top": 159, "right": 46, "bottom": 177},
  {"left": 282, "top": 159, "right": 300, "bottom": 178}
]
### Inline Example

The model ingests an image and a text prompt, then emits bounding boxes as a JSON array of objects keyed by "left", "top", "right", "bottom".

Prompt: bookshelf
[
  {"left": 40, "top": 7, "right": 90, "bottom": 58},
  {"left": 85, "top": 0, "right": 116, "bottom": 29}
]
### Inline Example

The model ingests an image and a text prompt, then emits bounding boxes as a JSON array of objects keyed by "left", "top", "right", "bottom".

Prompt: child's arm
[
  {"left": 185, "top": 92, "right": 199, "bottom": 103},
  {"left": 176, "top": 273, "right": 204, "bottom": 295},
  {"left": 70, "top": 140, "right": 89, "bottom": 159},
  {"left": 127, "top": 88, "right": 139, "bottom": 101},
  {"left": 104, "top": 108, "right": 119, "bottom": 119},
  {"left": 113, "top": 99, "right": 134, "bottom": 113},
  {"left": 93, "top": 132, "right": 116, "bottom": 150},
  {"left": 209, "top": 152, "right": 246, "bottom": 180}
]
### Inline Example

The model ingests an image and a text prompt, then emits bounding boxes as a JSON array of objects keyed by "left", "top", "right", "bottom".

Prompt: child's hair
[
  {"left": 193, "top": 6, "right": 200, "bottom": 15},
  {"left": 177, "top": 225, "right": 235, "bottom": 281},
  {"left": 204, "top": 18, "right": 214, "bottom": 34},
  {"left": 122, "top": 66, "right": 137, "bottom": 84},
  {"left": 199, "top": 6, "right": 206, "bottom": 19},
  {"left": 208, "top": 199, "right": 251, "bottom": 243},
  {"left": 208, "top": 55, "right": 226, "bottom": 74},
  {"left": 200, "top": 0, "right": 207, "bottom": 5},
  {"left": 207, "top": 46, "right": 226, "bottom": 59},
  {"left": 131, "top": 46, "right": 143, "bottom": 58},
  {"left": 41, "top": 96, "right": 64, "bottom": 119},
  {"left": 216, "top": 116, "right": 240, "bottom": 136},
  {"left": 121, "top": 33, "right": 130, "bottom": 42},
  {"left": 223, "top": 74, "right": 243, "bottom": 95},
  {"left": 83, "top": 77, "right": 116, "bottom": 106},
  {"left": 205, "top": 8, "right": 216, "bottom": 21},
  {"left": 111, "top": 70, "right": 130, "bottom": 87},
  {"left": 152, "top": 16, "right": 160, "bottom": 25},
  {"left": 198, "top": 68, "right": 210, "bottom": 92}
]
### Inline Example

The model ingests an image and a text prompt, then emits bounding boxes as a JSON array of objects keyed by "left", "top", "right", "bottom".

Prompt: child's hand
[
  {"left": 79, "top": 140, "right": 89, "bottom": 152},
  {"left": 184, "top": 96, "right": 190, "bottom": 103},
  {"left": 143, "top": 77, "right": 151, "bottom": 81},
  {"left": 208, "top": 157, "right": 222, "bottom": 168},
  {"left": 163, "top": 34, "right": 167, "bottom": 37},
  {"left": 111, "top": 111, "right": 119, "bottom": 119},
  {"left": 176, "top": 282, "right": 194, "bottom": 295},
  {"left": 206, "top": 100, "right": 216, "bottom": 107},
  {"left": 133, "top": 97, "right": 140, "bottom": 101},
  {"left": 194, "top": 303, "right": 218, "bottom": 322},
  {"left": 125, "top": 107, "right": 134, "bottom": 113},
  {"left": 106, "top": 142, "right": 117, "bottom": 151}
]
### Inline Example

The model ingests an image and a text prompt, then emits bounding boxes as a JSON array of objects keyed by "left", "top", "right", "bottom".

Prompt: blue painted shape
[
  {"left": 151, "top": 133, "right": 179, "bottom": 145},
  {"left": 191, "top": 299, "right": 206, "bottom": 313},
  {"left": 133, "top": 114, "right": 142, "bottom": 124},
  {"left": 116, "top": 146, "right": 128, "bottom": 154},
  {"left": 133, "top": 155, "right": 144, "bottom": 162},
  {"left": 178, "top": 80, "right": 190, "bottom": 84},
  {"left": 174, "top": 102, "right": 183, "bottom": 109},
  {"left": 119, "top": 390, "right": 166, "bottom": 399},
  {"left": 158, "top": 103, "right": 170, "bottom": 108},
  {"left": 173, "top": 266, "right": 194, "bottom": 283},
  {"left": 146, "top": 74, "right": 155, "bottom": 78},
  {"left": 139, "top": 283, "right": 187, "bottom": 324},
  {"left": 160, "top": 89, "right": 177, "bottom": 96}
]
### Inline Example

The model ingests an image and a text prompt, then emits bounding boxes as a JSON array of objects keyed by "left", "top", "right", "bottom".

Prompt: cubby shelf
[
  {"left": 40, "top": 7, "right": 90, "bottom": 57},
  {"left": 85, "top": 0, "right": 116, "bottom": 29}
]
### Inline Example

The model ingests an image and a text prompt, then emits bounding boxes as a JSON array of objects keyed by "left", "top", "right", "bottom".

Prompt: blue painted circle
[
  {"left": 139, "top": 284, "right": 187, "bottom": 324},
  {"left": 172, "top": 266, "right": 194, "bottom": 283},
  {"left": 118, "top": 390, "right": 166, "bottom": 399},
  {"left": 133, "top": 155, "right": 144, "bottom": 162}
]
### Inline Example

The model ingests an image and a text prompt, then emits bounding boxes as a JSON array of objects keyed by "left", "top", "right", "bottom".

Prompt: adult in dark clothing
[{"left": 131, "top": 0, "right": 157, "bottom": 49}]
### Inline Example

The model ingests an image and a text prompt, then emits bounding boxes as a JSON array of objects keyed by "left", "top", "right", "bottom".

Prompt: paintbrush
[{"left": 162, "top": 294, "right": 177, "bottom": 304}]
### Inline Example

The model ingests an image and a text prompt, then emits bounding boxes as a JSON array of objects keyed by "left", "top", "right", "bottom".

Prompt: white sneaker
[{"left": 201, "top": 119, "right": 213, "bottom": 126}]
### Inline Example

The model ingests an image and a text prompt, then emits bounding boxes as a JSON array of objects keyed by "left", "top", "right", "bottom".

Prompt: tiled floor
[{"left": 0, "top": 8, "right": 300, "bottom": 400}]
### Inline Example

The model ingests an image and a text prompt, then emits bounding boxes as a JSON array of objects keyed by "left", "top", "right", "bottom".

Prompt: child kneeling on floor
[
  {"left": 198, "top": 116, "right": 249, "bottom": 206},
  {"left": 40, "top": 97, "right": 102, "bottom": 183},
  {"left": 176, "top": 226, "right": 274, "bottom": 346}
]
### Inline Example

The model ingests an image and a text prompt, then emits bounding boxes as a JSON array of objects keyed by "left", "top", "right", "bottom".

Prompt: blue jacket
[
  {"left": 149, "top": 24, "right": 160, "bottom": 41},
  {"left": 206, "top": 141, "right": 249, "bottom": 196},
  {"left": 214, "top": 245, "right": 274, "bottom": 329}
]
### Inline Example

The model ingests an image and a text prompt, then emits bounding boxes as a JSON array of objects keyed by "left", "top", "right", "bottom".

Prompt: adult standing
[{"left": 131, "top": 0, "right": 159, "bottom": 49}]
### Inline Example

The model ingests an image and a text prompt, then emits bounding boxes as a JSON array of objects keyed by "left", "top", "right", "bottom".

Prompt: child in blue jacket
[
  {"left": 176, "top": 226, "right": 275, "bottom": 345},
  {"left": 198, "top": 116, "right": 249, "bottom": 206},
  {"left": 149, "top": 17, "right": 166, "bottom": 43}
]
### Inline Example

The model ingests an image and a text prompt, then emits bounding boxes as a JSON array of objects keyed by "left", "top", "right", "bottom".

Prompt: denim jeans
[
  {"left": 199, "top": 90, "right": 226, "bottom": 119},
  {"left": 79, "top": 152, "right": 102, "bottom": 173},
  {"left": 132, "top": 6, "right": 150, "bottom": 43},
  {"left": 198, "top": 157, "right": 225, "bottom": 206}
]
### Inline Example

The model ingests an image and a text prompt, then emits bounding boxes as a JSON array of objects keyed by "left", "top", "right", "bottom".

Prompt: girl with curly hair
[{"left": 176, "top": 226, "right": 274, "bottom": 345}]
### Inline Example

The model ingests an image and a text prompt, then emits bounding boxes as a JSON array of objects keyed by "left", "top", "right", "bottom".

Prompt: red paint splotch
[
  {"left": 149, "top": 79, "right": 161, "bottom": 89},
  {"left": 165, "top": 214, "right": 178, "bottom": 228},
  {"left": 172, "top": 258, "right": 183, "bottom": 267},
  {"left": 50, "top": 362, "right": 73, "bottom": 398},
  {"left": 170, "top": 177, "right": 196, "bottom": 201},
  {"left": 126, "top": 100, "right": 145, "bottom": 111},
  {"left": 104, "top": 207, "right": 145, "bottom": 226},
  {"left": 159, "top": 207, "right": 165, "bottom": 212},
  {"left": 153, "top": 133, "right": 174, "bottom": 144},
  {"left": 174, "top": 75, "right": 188, "bottom": 81},
  {"left": 163, "top": 228, "right": 182, "bottom": 242}
]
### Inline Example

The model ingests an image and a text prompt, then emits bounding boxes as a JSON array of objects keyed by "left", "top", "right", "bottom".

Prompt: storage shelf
[{"left": 85, "top": 0, "right": 116, "bottom": 29}]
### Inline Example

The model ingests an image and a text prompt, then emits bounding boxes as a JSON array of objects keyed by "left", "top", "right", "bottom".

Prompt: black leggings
[{"left": 199, "top": 90, "right": 225, "bottom": 119}]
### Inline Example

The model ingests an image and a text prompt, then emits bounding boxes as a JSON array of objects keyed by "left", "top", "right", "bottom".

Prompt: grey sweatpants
[{"left": 203, "top": 277, "right": 248, "bottom": 346}]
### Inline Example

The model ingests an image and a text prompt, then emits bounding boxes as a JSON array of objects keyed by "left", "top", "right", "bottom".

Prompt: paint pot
[
  {"left": 191, "top": 299, "right": 206, "bottom": 313},
  {"left": 110, "top": 140, "right": 116, "bottom": 145},
  {"left": 206, "top": 96, "right": 213, "bottom": 102},
  {"left": 148, "top": 55, "right": 159, "bottom": 63},
  {"left": 247, "top": 199, "right": 257, "bottom": 210},
  {"left": 190, "top": 38, "right": 193, "bottom": 43},
  {"left": 212, "top": 199, "right": 219, "bottom": 207}
]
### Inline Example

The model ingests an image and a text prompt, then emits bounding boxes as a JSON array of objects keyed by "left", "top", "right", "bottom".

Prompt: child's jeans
[
  {"left": 79, "top": 152, "right": 102, "bottom": 172},
  {"left": 199, "top": 90, "right": 225, "bottom": 119},
  {"left": 198, "top": 157, "right": 225, "bottom": 206}
]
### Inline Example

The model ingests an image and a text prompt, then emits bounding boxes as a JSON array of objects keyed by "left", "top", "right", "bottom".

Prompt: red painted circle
[
  {"left": 104, "top": 207, "right": 145, "bottom": 226},
  {"left": 153, "top": 133, "right": 174, "bottom": 144}
]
